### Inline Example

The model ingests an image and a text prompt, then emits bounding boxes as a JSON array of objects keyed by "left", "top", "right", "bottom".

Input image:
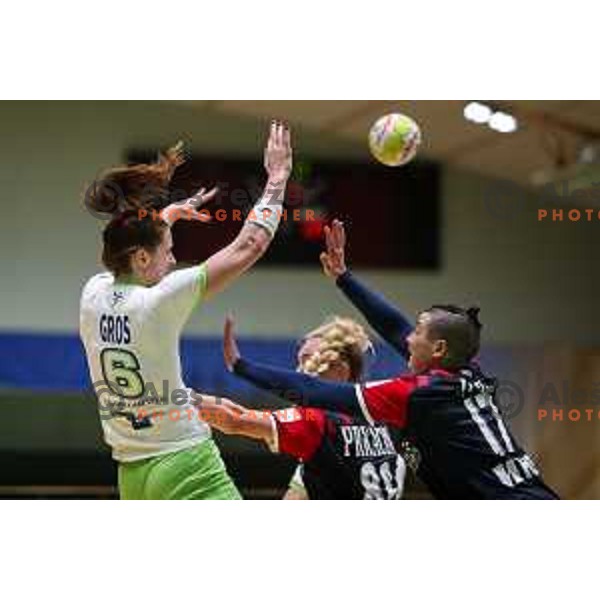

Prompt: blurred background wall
[{"left": 0, "top": 101, "right": 598, "bottom": 498}]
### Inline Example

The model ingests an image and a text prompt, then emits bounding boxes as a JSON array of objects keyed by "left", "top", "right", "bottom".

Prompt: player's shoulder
[
  {"left": 81, "top": 272, "right": 114, "bottom": 300},
  {"left": 409, "top": 368, "right": 471, "bottom": 403},
  {"left": 362, "top": 373, "right": 427, "bottom": 392},
  {"left": 153, "top": 263, "right": 207, "bottom": 292},
  {"left": 425, "top": 366, "right": 490, "bottom": 391}
]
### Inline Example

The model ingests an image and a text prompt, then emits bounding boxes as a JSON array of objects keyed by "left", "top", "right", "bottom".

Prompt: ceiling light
[
  {"left": 489, "top": 111, "right": 518, "bottom": 133},
  {"left": 464, "top": 102, "right": 492, "bottom": 124}
]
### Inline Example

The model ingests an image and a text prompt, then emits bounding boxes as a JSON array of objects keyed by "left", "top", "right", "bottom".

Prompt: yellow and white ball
[{"left": 368, "top": 113, "right": 422, "bottom": 167}]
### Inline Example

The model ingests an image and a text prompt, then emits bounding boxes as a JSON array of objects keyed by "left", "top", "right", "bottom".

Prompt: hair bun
[
  {"left": 466, "top": 306, "right": 482, "bottom": 328},
  {"left": 85, "top": 179, "right": 125, "bottom": 216}
]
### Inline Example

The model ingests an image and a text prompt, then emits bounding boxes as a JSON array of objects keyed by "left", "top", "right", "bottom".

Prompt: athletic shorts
[{"left": 118, "top": 439, "right": 241, "bottom": 500}]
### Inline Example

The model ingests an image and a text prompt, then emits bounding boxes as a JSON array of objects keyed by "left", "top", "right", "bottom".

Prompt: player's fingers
[
  {"left": 200, "top": 186, "right": 219, "bottom": 204},
  {"left": 277, "top": 120, "right": 285, "bottom": 148},
  {"left": 223, "top": 318, "right": 232, "bottom": 361},
  {"left": 283, "top": 124, "right": 291, "bottom": 149},
  {"left": 224, "top": 314, "right": 234, "bottom": 340},
  {"left": 170, "top": 140, "right": 185, "bottom": 161},
  {"left": 185, "top": 188, "right": 204, "bottom": 209},
  {"left": 268, "top": 120, "right": 277, "bottom": 150},
  {"left": 226, "top": 402, "right": 245, "bottom": 416},
  {"left": 324, "top": 225, "right": 334, "bottom": 254},
  {"left": 220, "top": 398, "right": 238, "bottom": 410},
  {"left": 324, "top": 228, "right": 332, "bottom": 254},
  {"left": 189, "top": 188, "right": 206, "bottom": 207},
  {"left": 332, "top": 219, "right": 343, "bottom": 248},
  {"left": 320, "top": 252, "right": 332, "bottom": 275},
  {"left": 197, "top": 399, "right": 215, "bottom": 413},
  {"left": 327, "top": 227, "right": 338, "bottom": 256}
]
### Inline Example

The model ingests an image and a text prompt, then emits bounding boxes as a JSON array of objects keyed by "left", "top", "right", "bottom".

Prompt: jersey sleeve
[
  {"left": 145, "top": 263, "right": 208, "bottom": 329},
  {"left": 269, "top": 407, "right": 327, "bottom": 462},
  {"left": 356, "top": 377, "right": 418, "bottom": 428}
]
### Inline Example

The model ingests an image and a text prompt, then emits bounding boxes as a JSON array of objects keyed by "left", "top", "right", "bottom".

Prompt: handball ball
[{"left": 368, "top": 113, "right": 422, "bottom": 167}]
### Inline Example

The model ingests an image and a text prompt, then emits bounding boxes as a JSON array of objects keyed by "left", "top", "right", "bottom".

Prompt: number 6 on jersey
[{"left": 100, "top": 348, "right": 145, "bottom": 399}]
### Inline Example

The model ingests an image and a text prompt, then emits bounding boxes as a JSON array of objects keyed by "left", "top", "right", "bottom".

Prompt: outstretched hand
[
  {"left": 194, "top": 394, "right": 245, "bottom": 435},
  {"left": 161, "top": 185, "right": 220, "bottom": 225},
  {"left": 320, "top": 219, "right": 347, "bottom": 278},
  {"left": 223, "top": 315, "right": 241, "bottom": 372},
  {"left": 264, "top": 120, "right": 293, "bottom": 183}
]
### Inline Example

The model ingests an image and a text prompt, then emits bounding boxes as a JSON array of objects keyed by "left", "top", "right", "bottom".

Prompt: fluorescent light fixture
[
  {"left": 489, "top": 111, "right": 518, "bottom": 133},
  {"left": 464, "top": 101, "right": 492, "bottom": 124}
]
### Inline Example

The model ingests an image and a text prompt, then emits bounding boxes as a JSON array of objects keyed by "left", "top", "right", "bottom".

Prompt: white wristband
[{"left": 246, "top": 182, "right": 286, "bottom": 237}]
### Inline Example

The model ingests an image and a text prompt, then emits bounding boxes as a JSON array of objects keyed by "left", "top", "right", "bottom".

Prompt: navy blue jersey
[
  {"left": 271, "top": 407, "right": 405, "bottom": 500},
  {"left": 358, "top": 366, "right": 559, "bottom": 499}
]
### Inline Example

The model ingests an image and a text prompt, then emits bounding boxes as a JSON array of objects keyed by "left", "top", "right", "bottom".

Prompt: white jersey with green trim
[{"left": 79, "top": 264, "right": 211, "bottom": 462}]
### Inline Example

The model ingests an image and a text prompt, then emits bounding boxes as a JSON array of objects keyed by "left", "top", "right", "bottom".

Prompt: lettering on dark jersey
[
  {"left": 340, "top": 425, "right": 397, "bottom": 458},
  {"left": 99, "top": 314, "right": 131, "bottom": 344},
  {"left": 493, "top": 454, "right": 540, "bottom": 487}
]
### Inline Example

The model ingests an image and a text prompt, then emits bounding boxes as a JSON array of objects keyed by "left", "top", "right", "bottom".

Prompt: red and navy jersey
[
  {"left": 356, "top": 366, "right": 558, "bottom": 499},
  {"left": 271, "top": 407, "right": 405, "bottom": 500}
]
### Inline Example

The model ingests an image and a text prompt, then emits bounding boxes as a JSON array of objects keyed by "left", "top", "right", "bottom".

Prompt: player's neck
[{"left": 115, "top": 273, "right": 146, "bottom": 287}]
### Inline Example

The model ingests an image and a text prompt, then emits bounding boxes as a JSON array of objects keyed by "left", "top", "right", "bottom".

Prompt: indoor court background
[{"left": 0, "top": 100, "right": 599, "bottom": 499}]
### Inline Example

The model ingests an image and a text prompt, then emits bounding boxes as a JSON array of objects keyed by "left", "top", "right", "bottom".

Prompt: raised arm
[
  {"left": 321, "top": 220, "right": 413, "bottom": 358},
  {"left": 203, "top": 122, "right": 293, "bottom": 299},
  {"left": 223, "top": 316, "right": 362, "bottom": 417},
  {"left": 223, "top": 317, "right": 412, "bottom": 431}
]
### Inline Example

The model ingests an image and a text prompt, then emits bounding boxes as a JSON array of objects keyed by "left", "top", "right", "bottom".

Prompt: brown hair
[
  {"left": 85, "top": 142, "right": 185, "bottom": 276},
  {"left": 101, "top": 211, "right": 168, "bottom": 276},
  {"left": 299, "top": 316, "right": 373, "bottom": 382}
]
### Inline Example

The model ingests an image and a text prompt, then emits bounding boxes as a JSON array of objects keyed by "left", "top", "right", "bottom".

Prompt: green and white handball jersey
[{"left": 79, "top": 264, "right": 211, "bottom": 463}]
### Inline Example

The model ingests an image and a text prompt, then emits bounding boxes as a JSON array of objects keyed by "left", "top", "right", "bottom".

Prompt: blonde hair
[{"left": 299, "top": 316, "right": 373, "bottom": 381}]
